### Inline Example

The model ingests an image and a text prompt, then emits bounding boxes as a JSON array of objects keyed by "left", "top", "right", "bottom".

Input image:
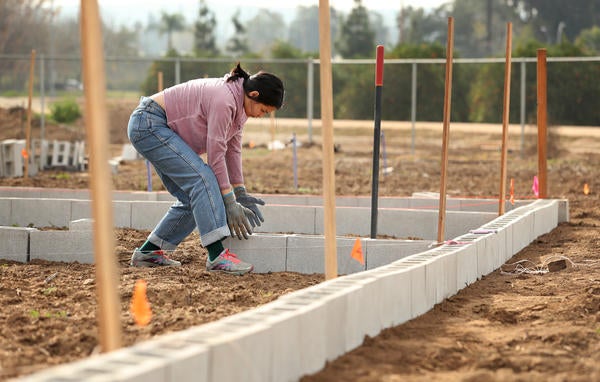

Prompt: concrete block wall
[{"left": 13, "top": 197, "right": 567, "bottom": 382}]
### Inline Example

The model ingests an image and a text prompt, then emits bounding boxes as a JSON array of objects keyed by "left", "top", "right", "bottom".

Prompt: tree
[
  {"left": 226, "top": 10, "right": 249, "bottom": 57},
  {"left": 508, "top": 0, "right": 600, "bottom": 44},
  {"left": 335, "top": 0, "right": 375, "bottom": 58},
  {"left": 194, "top": 0, "right": 218, "bottom": 56},
  {"left": 245, "top": 9, "right": 287, "bottom": 56},
  {"left": 575, "top": 26, "right": 600, "bottom": 54},
  {"left": 0, "top": 0, "right": 53, "bottom": 54},
  {"left": 159, "top": 12, "right": 185, "bottom": 52},
  {"left": 288, "top": 5, "right": 342, "bottom": 55},
  {"left": 396, "top": 5, "right": 446, "bottom": 44}
]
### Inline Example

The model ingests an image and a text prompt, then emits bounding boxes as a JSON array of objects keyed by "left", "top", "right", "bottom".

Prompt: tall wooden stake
[
  {"left": 437, "top": 17, "right": 454, "bottom": 243},
  {"left": 80, "top": 0, "right": 122, "bottom": 352},
  {"left": 24, "top": 49, "right": 36, "bottom": 179},
  {"left": 498, "top": 22, "right": 512, "bottom": 215},
  {"left": 318, "top": 0, "right": 337, "bottom": 280},
  {"left": 370, "top": 45, "right": 384, "bottom": 239},
  {"left": 536, "top": 49, "right": 548, "bottom": 198}
]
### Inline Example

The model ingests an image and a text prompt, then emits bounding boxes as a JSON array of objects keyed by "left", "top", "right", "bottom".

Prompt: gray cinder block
[
  {"left": 30, "top": 230, "right": 94, "bottom": 263},
  {"left": 0, "top": 226, "right": 37, "bottom": 262}
]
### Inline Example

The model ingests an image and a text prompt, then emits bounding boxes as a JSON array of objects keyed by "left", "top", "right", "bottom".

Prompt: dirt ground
[{"left": 0, "top": 102, "right": 599, "bottom": 381}]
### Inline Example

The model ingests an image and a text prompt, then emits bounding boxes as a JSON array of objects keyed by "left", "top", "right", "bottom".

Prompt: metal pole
[
  {"left": 292, "top": 132, "right": 298, "bottom": 191},
  {"left": 40, "top": 54, "right": 46, "bottom": 170},
  {"left": 411, "top": 62, "right": 417, "bottom": 156},
  {"left": 175, "top": 58, "right": 181, "bottom": 84},
  {"left": 537, "top": 49, "right": 548, "bottom": 198},
  {"left": 370, "top": 45, "right": 384, "bottom": 239},
  {"left": 307, "top": 58, "right": 314, "bottom": 144}
]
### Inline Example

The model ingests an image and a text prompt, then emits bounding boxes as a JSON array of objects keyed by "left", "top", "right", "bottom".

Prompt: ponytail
[{"left": 227, "top": 62, "right": 250, "bottom": 83}]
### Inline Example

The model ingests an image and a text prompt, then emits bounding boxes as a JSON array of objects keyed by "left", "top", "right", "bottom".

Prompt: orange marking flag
[
  {"left": 583, "top": 183, "right": 590, "bottom": 195},
  {"left": 350, "top": 238, "right": 365, "bottom": 265},
  {"left": 509, "top": 178, "right": 515, "bottom": 205},
  {"left": 130, "top": 279, "right": 152, "bottom": 326},
  {"left": 21, "top": 148, "right": 28, "bottom": 159}
]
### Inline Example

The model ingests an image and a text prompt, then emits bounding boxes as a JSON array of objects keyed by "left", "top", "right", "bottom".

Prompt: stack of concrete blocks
[
  {"left": 0, "top": 139, "right": 86, "bottom": 177},
  {"left": 0, "top": 139, "right": 38, "bottom": 177}
]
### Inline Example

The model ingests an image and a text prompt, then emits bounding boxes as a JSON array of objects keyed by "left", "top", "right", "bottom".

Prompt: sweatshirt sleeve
[
  {"left": 225, "top": 128, "right": 244, "bottom": 185},
  {"left": 205, "top": 93, "right": 236, "bottom": 191}
]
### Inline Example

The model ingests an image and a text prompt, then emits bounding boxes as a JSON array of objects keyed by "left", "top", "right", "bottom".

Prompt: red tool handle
[{"left": 375, "top": 45, "right": 384, "bottom": 86}]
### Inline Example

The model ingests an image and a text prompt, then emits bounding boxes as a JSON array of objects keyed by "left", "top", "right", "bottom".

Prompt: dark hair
[{"left": 227, "top": 63, "right": 284, "bottom": 109}]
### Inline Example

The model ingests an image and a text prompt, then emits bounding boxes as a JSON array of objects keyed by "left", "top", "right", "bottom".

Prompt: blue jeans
[{"left": 127, "top": 96, "right": 230, "bottom": 250}]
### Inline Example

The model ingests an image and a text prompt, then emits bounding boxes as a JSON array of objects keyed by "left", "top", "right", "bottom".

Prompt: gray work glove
[
  {"left": 223, "top": 192, "right": 253, "bottom": 240},
  {"left": 234, "top": 186, "right": 265, "bottom": 228}
]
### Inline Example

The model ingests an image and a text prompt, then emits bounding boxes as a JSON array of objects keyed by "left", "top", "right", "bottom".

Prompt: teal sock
[
  {"left": 139, "top": 240, "right": 160, "bottom": 254},
  {"left": 207, "top": 241, "right": 225, "bottom": 262}
]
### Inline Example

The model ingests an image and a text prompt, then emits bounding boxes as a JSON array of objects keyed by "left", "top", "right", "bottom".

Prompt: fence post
[
  {"left": 175, "top": 57, "right": 181, "bottom": 85},
  {"left": 520, "top": 60, "right": 526, "bottom": 158},
  {"left": 307, "top": 58, "right": 314, "bottom": 144},
  {"left": 40, "top": 54, "right": 46, "bottom": 170},
  {"left": 411, "top": 61, "right": 417, "bottom": 156}
]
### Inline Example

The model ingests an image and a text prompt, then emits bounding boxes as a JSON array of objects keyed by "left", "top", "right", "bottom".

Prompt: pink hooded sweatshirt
[{"left": 162, "top": 74, "right": 247, "bottom": 191}]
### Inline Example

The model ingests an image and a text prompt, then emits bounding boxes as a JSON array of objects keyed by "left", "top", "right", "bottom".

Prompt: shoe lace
[{"left": 223, "top": 249, "right": 240, "bottom": 263}]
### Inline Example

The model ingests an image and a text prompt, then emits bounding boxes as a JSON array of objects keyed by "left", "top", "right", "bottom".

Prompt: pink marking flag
[{"left": 532, "top": 175, "right": 539, "bottom": 198}]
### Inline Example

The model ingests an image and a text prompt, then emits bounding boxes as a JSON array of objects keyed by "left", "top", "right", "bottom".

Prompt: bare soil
[{"left": 1, "top": 102, "right": 599, "bottom": 381}]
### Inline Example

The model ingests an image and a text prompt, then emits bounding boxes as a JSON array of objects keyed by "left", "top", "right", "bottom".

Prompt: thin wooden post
[
  {"left": 536, "top": 49, "right": 548, "bottom": 198},
  {"left": 24, "top": 49, "right": 36, "bottom": 179},
  {"left": 498, "top": 22, "right": 512, "bottom": 215},
  {"left": 437, "top": 17, "right": 454, "bottom": 244},
  {"left": 318, "top": 0, "right": 337, "bottom": 280},
  {"left": 80, "top": 0, "right": 122, "bottom": 352}
]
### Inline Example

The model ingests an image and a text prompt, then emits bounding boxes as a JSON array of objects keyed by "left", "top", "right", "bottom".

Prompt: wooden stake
[
  {"left": 80, "top": 0, "right": 122, "bottom": 352},
  {"left": 24, "top": 49, "right": 36, "bottom": 179},
  {"left": 537, "top": 49, "right": 548, "bottom": 198},
  {"left": 437, "top": 17, "right": 454, "bottom": 244},
  {"left": 318, "top": 0, "right": 337, "bottom": 280},
  {"left": 498, "top": 22, "right": 512, "bottom": 215}
]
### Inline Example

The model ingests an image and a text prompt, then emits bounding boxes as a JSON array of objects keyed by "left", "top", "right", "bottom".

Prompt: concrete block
[
  {"left": 330, "top": 275, "right": 383, "bottom": 348},
  {"left": 51, "top": 140, "right": 71, "bottom": 167},
  {"left": 391, "top": 259, "right": 429, "bottom": 318},
  {"left": 69, "top": 218, "right": 94, "bottom": 231},
  {"left": 0, "top": 226, "right": 37, "bottom": 262},
  {"left": 286, "top": 235, "right": 366, "bottom": 275},
  {"left": 130, "top": 336, "right": 209, "bottom": 382},
  {"left": 365, "top": 239, "right": 431, "bottom": 270},
  {"left": 557, "top": 199, "right": 569, "bottom": 223},
  {"left": 455, "top": 243, "right": 478, "bottom": 290},
  {"left": 533, "top": 200, "right": 558, "bottom": 237},
  {"left": 257, "top": 205, "right": 316, "bottom": 235},
  {"left": 10, "top": 198, "right": 72, "bottom": 228},
  {"left": 30, "top": 230, "right": 94, "bottom": 263},
  {"left": 510, "top": 214, "right": 534, "bottom": 253},
  {"left": 71, "top": 200, "right": 131, "bottom": 228},
  {"left": 0, "top": 139, "right": 25, "bottom": 177},
  {"left": 378, "top": 209, "right": 437, "bottom": 240},
  {"left": 369, "top": 266, "right": 412, "bottom": 326},
  {"left": 316, "top": 206, "right": 369, "bottom": 236},
  {"left": 130, "top": 201, "right": 171, "bottom": 230},
  {"left": 235, "top": 303, "right": 305, "bottom": 382},
  {"left": 445, "top": 211, "right": 497, "bottom": 241},
  {"left": 0, "top": 198, "right": 11, "bottom": 225},
  {"left": 279, "top": 280, "right": 365, "bottom": 364},
  {"left": 223, "top": 234, "right": 287, "bottom": 273}
]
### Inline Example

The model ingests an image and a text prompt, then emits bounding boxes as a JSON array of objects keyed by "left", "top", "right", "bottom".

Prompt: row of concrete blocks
[
  {"left": 0, "top": 196, "right": 500, "bottom": 242},
  {"left": 0, "top": 139, "right": 86, "bottom": 178},
  {"left": 0, "top": 186, "right": 528, "bottom": 212},
  {"left": 18, "top": 198, "right": 566, "bottom": 382},
  {"left": 0, "top": 219, "right": 432, "bottom": 274}
]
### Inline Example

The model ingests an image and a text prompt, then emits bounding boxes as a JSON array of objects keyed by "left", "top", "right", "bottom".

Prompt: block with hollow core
[{"left": 0, "top": 226, "right": 37, "bottom": 262}]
